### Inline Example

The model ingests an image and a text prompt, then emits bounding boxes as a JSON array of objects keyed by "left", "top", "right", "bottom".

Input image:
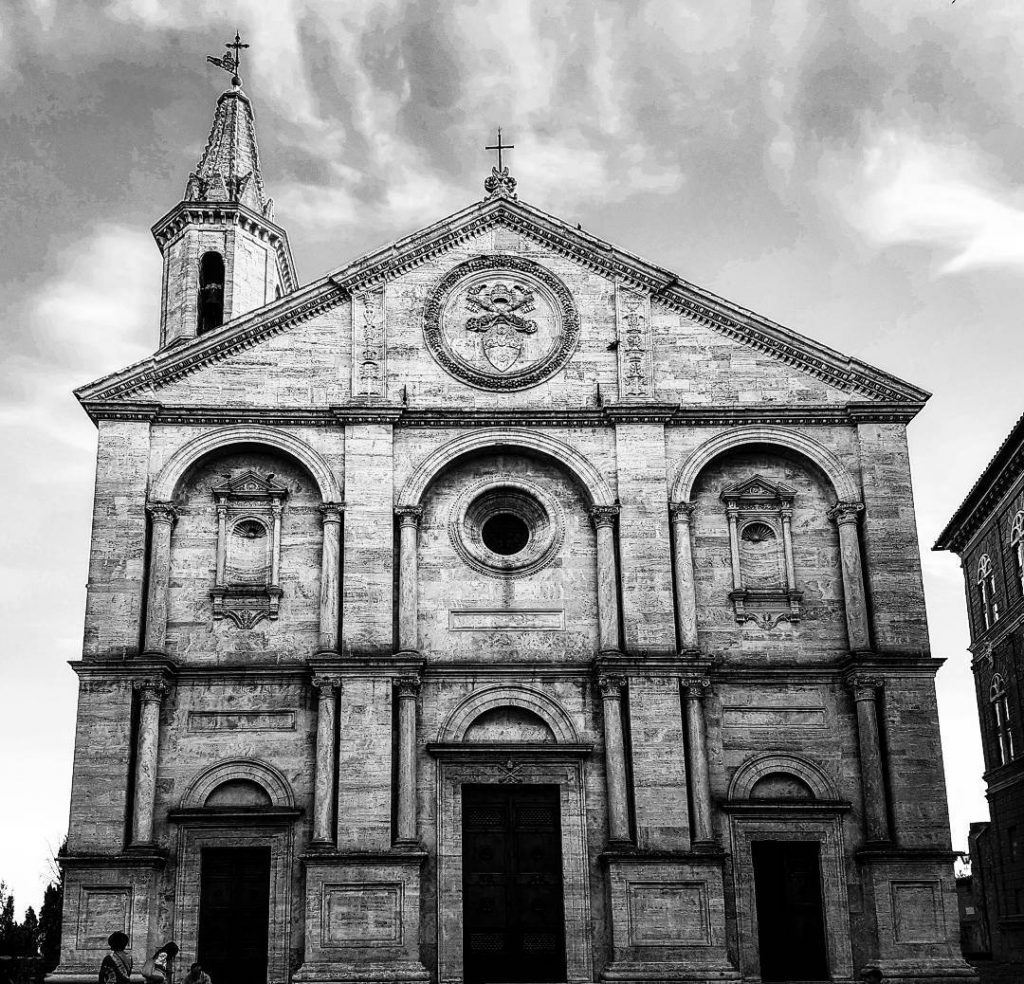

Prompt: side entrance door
[
  {"left": 462, "top": 784, "right": 565, "bottom": 984},
  {"left": 752, "top": 840, "right": 829, "bottom": 982},
  {"left": 197, "top": 846, "right": 271, "bottom": 984}
]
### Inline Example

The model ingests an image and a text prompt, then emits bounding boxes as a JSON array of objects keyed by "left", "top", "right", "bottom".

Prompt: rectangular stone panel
[
  {"left": 626, "top": 881, "right": 710, "bottom": 946},
  {"left": 721, "top": 705, "right": 827, "bottom": 730},
  {"left": 448, "top": 608, "right": 564, "bottom": 631},
  {"left": 322, "top": 884, "right": 403, "bottom": 947},
  {"left": 77, "top": 887, "right": 132, "bottom": 949},
  {"left": 891, "top": 881, "right": 945, "bottom": 943},
  {"left": 187, "top": 710, "right": 296, "bottom": 732}
]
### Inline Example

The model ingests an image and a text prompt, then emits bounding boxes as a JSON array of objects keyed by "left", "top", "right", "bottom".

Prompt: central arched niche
[
  {"left": 463, "top": 706, "right": 556, "bottom": 743},
  {"left": 167, "top": 446, "right": 323, "bottom": 661},
  {"left": 416, "top": 450, "right": 599, "bottom": 663},
  {"left": 689, "top": 444, "right": 846, "bottom": 659},
  {"left": 204, "top": 778, "right": 274, "bottom": 808}
]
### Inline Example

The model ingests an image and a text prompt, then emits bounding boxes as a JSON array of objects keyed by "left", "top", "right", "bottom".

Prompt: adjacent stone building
[
  {"left": 935, "top": 413, "right": 1024, "bottom": 972},
  {"left": 51, "top": 68, "right": 974, "bottom": 984}
]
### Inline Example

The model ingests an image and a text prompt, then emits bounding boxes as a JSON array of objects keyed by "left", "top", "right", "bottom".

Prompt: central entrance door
[
  {"left": 462, "top": 784, "right": 565, "bottom": 984},
  {"left": 752, "top": 840, "right": 829, "bottom": 982},
  {"left": 197, "top": 846, "right": 271, "bottom": 984}
]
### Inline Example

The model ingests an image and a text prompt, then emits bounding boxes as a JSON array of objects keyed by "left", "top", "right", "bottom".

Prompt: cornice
[
  {"left": 71, "top": 656, "right": 178, "bottom": 680},
  {"left": 935, "top": 419, "right": 1024, "bottom": 553},
  {"left": 77, "top": 401, "right": 920, "bottom": 429},
  {"left": 83, "top": 194, "right": 926, "bottom": 413},
  {"left": 151, "top": 200, "right": 297, "bottom": 293},
  {"left": 75, "top": 282, "right": 343, "bottom": 405}
]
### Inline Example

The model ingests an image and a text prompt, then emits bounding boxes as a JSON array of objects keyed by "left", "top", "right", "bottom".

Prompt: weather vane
[{"left": 207, "top": 31, "right": 249, "bottom": 87}]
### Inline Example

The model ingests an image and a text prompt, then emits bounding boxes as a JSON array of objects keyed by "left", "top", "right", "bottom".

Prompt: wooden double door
[
  {"left": 462, "top": 784, "right": 566, "bottom": 984},
  {"left": 752, "top": 840, "right": 829, "bottom": 982},
  {"left": 196, "top": 846, "right": 271, "bottom": 984}
]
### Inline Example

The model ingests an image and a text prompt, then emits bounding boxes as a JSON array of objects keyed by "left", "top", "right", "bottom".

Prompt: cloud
[{"left": 826, "top": 130, "right": 1024, "bottom": 274}]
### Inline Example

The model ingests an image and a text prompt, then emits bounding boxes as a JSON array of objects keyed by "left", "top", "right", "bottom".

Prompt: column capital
[
  {"left": 846, "top": 673, "right": 884, "bottom": 700},
  {"left": 598, "top": 674, "right": 627, "bottom": 698},
  {"left": 828, "top": 500, "right": 864, "bottom": 525},
  {"left": 395, "top": 505, "right": 424, "bottom": 527},
  {"left": 589, "top": 504, "right": 620, "bottom": 529},
  {"left": 681, "top": 675, "right": 712, "bottom": 699},
  {"left": 134, "top": 679, "right": 169, "bottom": 702},
  {"left": 669, "top": 501, "right": 696, "bottom": 523},
  {"left": 319, "top": 502, "right": 345, "bottom": 524},
  {"left": 395, "top": 675, "right": 421, "bottom": 698},
  {"left": 147, "top": 501, "right": 178, "bottom": 525},
  {"left": 312, "top": 673, "right": 342, "bottom": 694}
]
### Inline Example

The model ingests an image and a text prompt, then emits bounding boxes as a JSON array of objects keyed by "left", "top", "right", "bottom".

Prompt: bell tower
[{"left": 152, "top": 41, "right": 296, "bottom": 348}]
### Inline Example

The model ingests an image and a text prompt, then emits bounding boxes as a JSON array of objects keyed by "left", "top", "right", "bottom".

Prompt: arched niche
[
  {"left": 727, "top": 752, "right": 838, "bottom": 802},
  {"left": 463, "top": 706, "right": 557, "bottom": 743},
  {"left": 152, "top": 424, "right": 342, "bottom": 504},
  {"left": 671, "top": 426, "right": 859, "bottom": 505},
  {"left": 180, "top": 758, "right": 295, "bottom": 810},
  {"left": 439, "top": 686, "right": 579, "bottom": 744},
  {"left": 397, "top": 429, "right": 615, "bottom": 509},
  {"left": 203, "top": 778, "right": 273, "bottom": 808}
]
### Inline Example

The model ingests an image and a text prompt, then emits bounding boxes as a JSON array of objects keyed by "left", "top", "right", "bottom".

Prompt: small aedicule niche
[
  {"left": 720, "top": 475, "right": 802, "bottom": 628},
  {"left": 210, "top": 471, "right": 287, "bottom": 628}
]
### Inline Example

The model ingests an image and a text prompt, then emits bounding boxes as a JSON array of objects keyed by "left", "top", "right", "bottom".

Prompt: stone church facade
[{"left": 52, "top": 74, "right": 974, "bottom": 984}]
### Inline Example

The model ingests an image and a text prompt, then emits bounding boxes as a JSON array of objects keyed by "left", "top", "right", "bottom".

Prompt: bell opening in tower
[{"left": 198, "top": 251, "right": 225, "bottom": 334}]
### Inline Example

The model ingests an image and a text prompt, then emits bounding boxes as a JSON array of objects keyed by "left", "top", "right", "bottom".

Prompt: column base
[
  {"left": 601, "top": 852, "right": 739, "bottom": 982},
  {"left": 297, "top": 851, "right": 428, "bottom": 984},
  {"left": 857, "top": 849, "right": 978, "bottom": 983}
]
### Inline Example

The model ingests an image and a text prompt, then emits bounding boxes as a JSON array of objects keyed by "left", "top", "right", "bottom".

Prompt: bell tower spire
[{"left": 152, "top": 35, "right": 296, "bottom": 349}]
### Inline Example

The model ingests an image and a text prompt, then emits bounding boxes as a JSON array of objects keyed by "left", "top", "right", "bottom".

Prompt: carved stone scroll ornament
[{"left": 209, "top": 471, "right": 287, "bottom": 628}]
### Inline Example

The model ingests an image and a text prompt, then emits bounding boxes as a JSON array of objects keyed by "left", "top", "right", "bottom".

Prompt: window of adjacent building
[
  {"left": 978, "top": 554, "right": 1000, "bottom": 630},
  {"left": 1012, "top": 512, "right": 1024, "bottom": 595},
  {"left": 991, "top": 674, "right": 1014, "bottom": 766}
]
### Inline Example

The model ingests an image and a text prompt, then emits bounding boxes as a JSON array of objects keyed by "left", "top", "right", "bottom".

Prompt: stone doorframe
[
  {"left": 724, "top": 806, "right": 854, "bottom": 982},
  {"left": 171, "top": 820, "right": 296, "bottom": 984},
  {"left": 429, "top": 745, "right": 595, "bottom": 984}
]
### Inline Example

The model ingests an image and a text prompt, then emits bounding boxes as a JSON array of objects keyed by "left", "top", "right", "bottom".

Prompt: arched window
[
  {"left": 1011, "top": 512, "right": 1024, "bottom": 594},
  {"left": 991, "top": 674, "right": 1014, "bottom": 766},
  {"left": 978, "top": 554, "right": 1000, "bottom": 630},
  {"left": 197, "top": 251, "right": 225, "bottom": 334}
]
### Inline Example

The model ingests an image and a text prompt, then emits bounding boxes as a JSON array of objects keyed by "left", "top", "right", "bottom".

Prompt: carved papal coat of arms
[
  {"left": 464, "top": 281, "right": 539, "bottom": 372},
  {"left": 423, "top": 255, "right": 580, "bottom": 391}
]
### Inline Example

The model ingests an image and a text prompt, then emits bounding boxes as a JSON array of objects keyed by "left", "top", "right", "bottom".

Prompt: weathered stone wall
[
  {"left": 416, "top": 453, "right": 599, "bottom": 662},
  {"left": 82, "top": 420, "right": 150, "bottom": 659}
]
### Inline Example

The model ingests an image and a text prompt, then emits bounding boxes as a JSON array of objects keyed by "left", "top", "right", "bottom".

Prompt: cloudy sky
[{"left": 3, "top": 0, "right": 1023, "bottom": 913}]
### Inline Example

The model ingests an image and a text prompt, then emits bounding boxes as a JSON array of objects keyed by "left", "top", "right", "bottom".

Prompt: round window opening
[{"left": 481, "top": 513, "right": 530, "bottom": 555}]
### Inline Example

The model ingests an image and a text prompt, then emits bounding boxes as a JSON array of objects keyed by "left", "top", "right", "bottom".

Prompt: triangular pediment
[
  {"left": 721, "top": 475, "right": 798, "bottom": 504},
  {"left": 213, "top": 471, "right": 288, "bottom": 499},
  {"left": 76, "top": 193, "right": 928, "bottom": 410}
]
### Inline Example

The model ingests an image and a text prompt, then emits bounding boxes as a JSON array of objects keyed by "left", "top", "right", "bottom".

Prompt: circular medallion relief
[
  {"left": 449, "top": 476, "right": 564, "bottom": 577},
  {"left": 423, "top": 256, "right": 580, "bottom": 390}
]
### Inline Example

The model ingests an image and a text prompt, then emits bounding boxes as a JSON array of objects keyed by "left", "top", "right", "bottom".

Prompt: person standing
[{"left": 98, "top": 933, "right": 132, "bottom": 984}]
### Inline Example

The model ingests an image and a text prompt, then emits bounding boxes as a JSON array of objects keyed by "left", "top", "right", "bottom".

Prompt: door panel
[
  {"left": 463, "top": 785, "right": 565, "bottom": 984},
  {"left": 197, "top": 846, "right": 271, "bottom": 984}
]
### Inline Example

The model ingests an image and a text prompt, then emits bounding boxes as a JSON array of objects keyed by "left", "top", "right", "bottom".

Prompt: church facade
[{"left": 52, "top": 72, "right": 973, "bottom": 984}]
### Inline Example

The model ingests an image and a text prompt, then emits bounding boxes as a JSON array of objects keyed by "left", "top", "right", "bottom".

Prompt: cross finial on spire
[
  {"left": 486, "top": 127, "right": 515, "bottom": 172},
  {"left": 207, "top": 30, "right": 249, "bottom": 87},
  {"left": 484, "top": 126, "right": 518, "bottom": 199}
]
